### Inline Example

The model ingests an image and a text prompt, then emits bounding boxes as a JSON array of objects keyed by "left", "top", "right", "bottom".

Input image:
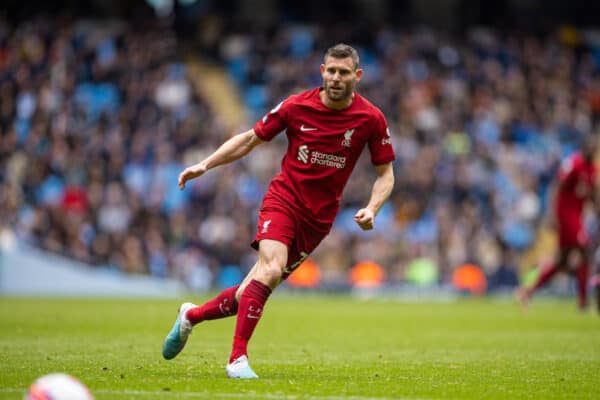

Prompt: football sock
[
  {"left": 185, "top": 285, "right": 240, "bottom": 325},
  {"left": 230, "top": 279, "right": 272, "bottom": 363},
  {"left": 593, "top": 274, "right": 600, "bottom": 313},
  {"left": 531, "top": 263, "right": 560, "bottom": 292},
  {"left": 574, "top": 263, "right": 589, "bottom": 310}
]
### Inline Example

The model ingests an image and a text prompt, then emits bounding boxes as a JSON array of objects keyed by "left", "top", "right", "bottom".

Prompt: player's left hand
[{"left": 354, "top": 208, "right": 375, "bottom": 230}]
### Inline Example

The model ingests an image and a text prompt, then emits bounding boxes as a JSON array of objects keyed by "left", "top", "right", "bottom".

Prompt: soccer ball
[{"left": 25, "top": 373, "right": 94, "bottom": 400}]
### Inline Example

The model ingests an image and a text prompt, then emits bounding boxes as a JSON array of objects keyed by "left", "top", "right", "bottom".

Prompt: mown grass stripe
[{"left": 1, "top": 388, "right": 433, "bottom": 400}]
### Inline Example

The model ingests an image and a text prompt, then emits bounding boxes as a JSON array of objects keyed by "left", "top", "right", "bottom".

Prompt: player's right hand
[
  {"left": 178, "top": 163, "right": 208, "bottom": 190},
  {"left": 354, "top": 208, "right": 375, "bottom": 230}
]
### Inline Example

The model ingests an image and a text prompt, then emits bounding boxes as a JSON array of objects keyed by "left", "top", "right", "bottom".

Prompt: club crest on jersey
[
  {"left": 261, "top": 219, "right": 272, "bottom": 233},
  {"left": 342, "top": 129, "right": 355, "bottom": 147}
]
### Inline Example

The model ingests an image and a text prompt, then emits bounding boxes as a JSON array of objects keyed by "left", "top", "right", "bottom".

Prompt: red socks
[
  {"left": 531, "top": 263, "right": 560, "bottom": 292},
  {"left": 184, "top": 280, "right": 273, "bottom": 362},
  {"left": 185, "top": 285, "right": 240, "bottom": 325},
  {"left": 530, "top": 262, "right": 590, "bottom": 309},
  {"left": 230, "top": 279, "right": 272, "bottom": 363},
  {"left": 575, "top": 263, "right": 589, "bottom": 310},
  {"left": 185, "top": 279, "right": 271, "bottom": 362}
]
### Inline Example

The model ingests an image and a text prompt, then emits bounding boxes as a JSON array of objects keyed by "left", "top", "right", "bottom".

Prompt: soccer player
[
  {"left": 594, "top": 247, "right": 600, "bottom": 313},
  {"left": 516, "top": 135, "right": 598, "bottom": 310},
  {"left": 162, "top": 44, "right": 395, "bottom": 378}
]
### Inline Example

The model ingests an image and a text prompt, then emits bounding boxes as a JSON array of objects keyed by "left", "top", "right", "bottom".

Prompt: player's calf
[
  {"left": 514, "top": 287, "right": 531, "bottom": 309},
  {"left": 592, "top": 274, "right": 600, "bottom": 315}
]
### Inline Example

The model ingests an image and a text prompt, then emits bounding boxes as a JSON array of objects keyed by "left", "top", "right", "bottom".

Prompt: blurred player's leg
[
  {"left": 594, "top": 248, "right": 600, "bottom": 314},
  {"left": 516, "top": 262, "right": 560, "bottom": 307},
  {"left": 591, "top": 274, "right": 600, "bottom": 314},
  {"left": 574, "top": 262, "right": 589, "bottom": 310},
  {"left": 186, "top": 285, "right": 240, "bottom": 324}
]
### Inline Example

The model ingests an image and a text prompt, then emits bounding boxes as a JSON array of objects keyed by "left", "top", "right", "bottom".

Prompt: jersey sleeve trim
[
  {"left": 253, "top": 123, "right": 271, "bottom": 141},
  {"left": 253, "top": 98, "right": 290, "bottom": 142},
  {"left": 371, "top": 155, "right": 396, "bottom": 166}
]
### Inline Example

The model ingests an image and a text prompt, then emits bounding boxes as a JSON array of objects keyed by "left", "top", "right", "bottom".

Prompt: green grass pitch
[{"left": 1, "top": 295, "right": 598, "bottom": 399}]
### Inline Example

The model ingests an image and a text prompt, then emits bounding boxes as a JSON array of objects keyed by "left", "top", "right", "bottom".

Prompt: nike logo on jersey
[{"left": 300, "top": 124, "right": 317, "bottom": 131}]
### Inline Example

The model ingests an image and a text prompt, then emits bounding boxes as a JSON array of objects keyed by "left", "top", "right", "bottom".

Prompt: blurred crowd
[
  {"left": 0, "top": 17, "right": 231, "bottom": 290},
  {"left": 2, "top": 17, "right": 600, "bottom": 291}
]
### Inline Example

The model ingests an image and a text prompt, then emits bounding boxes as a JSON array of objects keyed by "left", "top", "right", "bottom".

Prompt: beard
[{"left": 324, "top": 80, "right": 354, "bottom": 102}]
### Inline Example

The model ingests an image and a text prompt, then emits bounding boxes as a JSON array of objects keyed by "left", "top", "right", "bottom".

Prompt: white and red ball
[{"left": 25, "top": 373, "right": 93, "bottom": 400}]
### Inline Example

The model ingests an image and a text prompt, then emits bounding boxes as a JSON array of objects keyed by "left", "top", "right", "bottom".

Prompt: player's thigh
[
  {"left": 282, "top": 225, "right": 330, "bottom": 279},
  {"left": 560, "top": 246, "right": 589, "bottom": 272},
  {"left": 558, "top": 222, "right": 587, "bottom": 247},
  {"left": 252, "top": 207, "right": 296, "bottom": 271}
]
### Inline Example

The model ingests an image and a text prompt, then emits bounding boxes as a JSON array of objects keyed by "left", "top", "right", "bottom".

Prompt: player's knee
[{"left": 259, "top": 260, "right": 284, "bottom": 286}]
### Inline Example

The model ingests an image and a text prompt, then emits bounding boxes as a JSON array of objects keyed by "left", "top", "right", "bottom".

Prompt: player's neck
[{"left": 320, "top": 90, "right": 354, "bottom": 111}]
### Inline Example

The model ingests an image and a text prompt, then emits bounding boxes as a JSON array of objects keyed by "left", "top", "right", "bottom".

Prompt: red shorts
[
  {"left": 252, "top": 205, "right": 330, "bottom": 279},
  {"left": 558, "top": 221, "right": 588, "bottom": 248}
]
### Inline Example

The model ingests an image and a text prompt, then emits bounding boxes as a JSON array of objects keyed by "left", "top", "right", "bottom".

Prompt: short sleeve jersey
[
  {"left": 253, "top": 87, "right": 395, "bottom": 227},
  {"left": 556, "top": 152, "right": 597, "bottom": 223}
]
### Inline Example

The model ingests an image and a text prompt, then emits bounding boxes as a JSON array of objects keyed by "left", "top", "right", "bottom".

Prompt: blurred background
[{"left": 1, "top": 0, "right": 599, "bottom": 298}]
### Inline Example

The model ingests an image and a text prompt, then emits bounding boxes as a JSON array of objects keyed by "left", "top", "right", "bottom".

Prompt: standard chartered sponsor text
[{"left": 310, "top": 151, "right": 346, "bottom": 169}]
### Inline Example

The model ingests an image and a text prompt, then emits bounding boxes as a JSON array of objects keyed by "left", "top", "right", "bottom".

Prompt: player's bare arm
[
  {"left": 354, "top": 162, "right": 394, "bottom": 230},
  {"left": 178, "top": 129, "right": 264, "bottom": 189}
]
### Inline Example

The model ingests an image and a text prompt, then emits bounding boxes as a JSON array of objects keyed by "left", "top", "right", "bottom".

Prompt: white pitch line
[{"left": 1, "top": 388, "right": 436, "bottom": 400}]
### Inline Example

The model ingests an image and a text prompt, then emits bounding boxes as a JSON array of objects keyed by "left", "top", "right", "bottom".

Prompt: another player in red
[
  {"left": 517, "top": 136, "right": 598, "bottom": 310},
  {"left": 162, "top": 44, "right": 395, "bottom": 378}
]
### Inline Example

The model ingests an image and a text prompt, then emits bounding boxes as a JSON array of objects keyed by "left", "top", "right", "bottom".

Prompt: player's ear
[
  {"left": 355, "top": 68, "right": 363, "bottom": 81},
  {"left": 320, "top": 64, "right": 326, "bottom": 75}
]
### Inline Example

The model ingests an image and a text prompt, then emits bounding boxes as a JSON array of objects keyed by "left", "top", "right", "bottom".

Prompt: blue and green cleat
[{"left": 162, "top": 302, "right": 196, "bottom": 360}]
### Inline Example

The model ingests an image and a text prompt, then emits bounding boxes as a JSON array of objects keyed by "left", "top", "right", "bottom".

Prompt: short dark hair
[{"left": 324, "top": 43, "right": 360, "bottom": 70}]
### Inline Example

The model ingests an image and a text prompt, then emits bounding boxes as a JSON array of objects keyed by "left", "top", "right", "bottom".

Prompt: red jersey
[
  {"left": 253, "top": 87, "right": 395, "bottom": 228},
  {"left": 555, "top": 152, "right": 597, "bottom": 224}
]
